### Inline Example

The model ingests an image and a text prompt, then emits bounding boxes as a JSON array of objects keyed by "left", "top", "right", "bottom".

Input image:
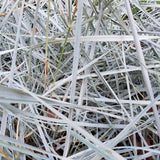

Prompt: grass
[{"left": 0, "top": 0, "right": 160, "bottom": 159}]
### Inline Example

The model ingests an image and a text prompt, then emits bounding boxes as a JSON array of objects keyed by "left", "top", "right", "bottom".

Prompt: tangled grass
[{"left": 0, "top": 0, "right": 160, "bottom": 159}]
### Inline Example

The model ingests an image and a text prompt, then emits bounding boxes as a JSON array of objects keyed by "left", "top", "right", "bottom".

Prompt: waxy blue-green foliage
[{"left": 0, "top": 0, "right": 160, "bottom": 159}]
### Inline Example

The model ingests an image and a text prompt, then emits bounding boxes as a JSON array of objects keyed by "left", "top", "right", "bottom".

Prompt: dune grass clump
[{"left": 0, "top": 0, "right": 160, "bottom": 159}]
